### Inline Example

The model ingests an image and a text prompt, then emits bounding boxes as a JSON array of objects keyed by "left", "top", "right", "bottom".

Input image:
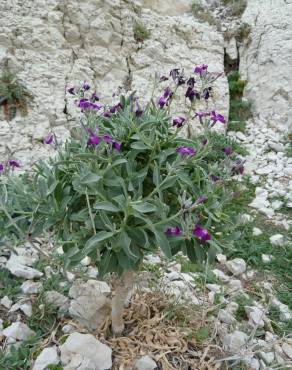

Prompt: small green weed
[
  {"left": 0, "top": 267, "right": 22, "bottom": 300},
  {"left": 192, "top": 1, "right": 221, "bottom": 29},
  {"left": 234, "top": 293, "right": 253, "bottom": 320},
  {"left": 222, "top": 0, "right": 247, "bottom": 17},
  {"left": 0, "top": 69, "right": 32, "bottom": 121},
  {"left": 268, "top": 306, "right": 292, "bottom": 337},
  {"left": 133, "top": 21, "right": 151, "bottom": 43}
]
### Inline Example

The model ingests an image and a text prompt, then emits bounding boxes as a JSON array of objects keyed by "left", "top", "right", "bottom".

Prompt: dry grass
[{"left": 98, "top": 290, "right": 225, "bottom": 370}]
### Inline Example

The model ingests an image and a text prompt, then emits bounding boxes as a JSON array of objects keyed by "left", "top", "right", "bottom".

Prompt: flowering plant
[{"left": 0, "top": 67, "right": 244, "bottom": 333}]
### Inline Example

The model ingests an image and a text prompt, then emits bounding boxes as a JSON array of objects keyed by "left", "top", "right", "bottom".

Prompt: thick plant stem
[{"left": 111, "top": 270, "right": 135, "bottom": 335}]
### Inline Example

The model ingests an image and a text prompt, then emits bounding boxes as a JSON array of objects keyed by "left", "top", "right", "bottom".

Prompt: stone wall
[
  {"left": 0, "top": 0, "right": 228, "bottom": 167},
  {"left": 239, "top": 0, "right": 292, "bottom": 132}
]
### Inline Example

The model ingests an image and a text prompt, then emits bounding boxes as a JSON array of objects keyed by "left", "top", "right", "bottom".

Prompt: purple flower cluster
[
  {"left": 158, "top": 86, "right": 174, "bottom": 109},
  {"left": 193, "top": 225, "right": 211, "bottom": 242},
  {"left": 169, "top": 68, "right": 186, "bottom": 86},
  {"left": 176, "top": 146, "right": 196, "bottom": 156},
  {"left": 43, "top": 134, "right": 54, "bottom": 145},
  {"left": 232, "top": 159, "right": 245, "bottom": 175},
  {"left": 223, "top": 146, "right": 232, "bottom": 156},
  {"left": 210, "top": 111, "right": 226, "bottom": 124},
  {"left": 172, "top": 116, "right": 186, "bottom": 128},
  {"left": 165, "top": 224, "right": 211, "bottom": 243},
  {"left": 0, "top": 160, "right": 20, "bottom": 173},
  {"left": 87, "top": 132, "right": 121, "bottom": 151},
  {"left": 78, "top": 98, "right": 102, "bottom": 112},
  {"left": 103, "top": 102, "right": 122, "bottom": 117},
  {"left": 194, "top": 64, "right": 208, "bottom": 75}
]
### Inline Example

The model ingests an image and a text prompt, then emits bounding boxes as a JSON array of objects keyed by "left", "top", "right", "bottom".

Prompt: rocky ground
[{"left": 0, "top": 112, "right": 292, "bottom": 369}]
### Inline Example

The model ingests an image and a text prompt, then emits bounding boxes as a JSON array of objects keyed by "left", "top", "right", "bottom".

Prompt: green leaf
[
  {"left": 84, "top": 231, "right": 114, "bottom": 254},
  {"left": 159, "top": 175, "right": 177, "bottom": 191},
  {"left": 80, "top": 172, "right": 101, "bottom": 185},
  {"left": 118, "top": 231, "right": 138, "bottom": 260},
  {"left": 94, "top": 201, "right": 120, "bottom": 212},
  {"left": 132, "top": 202, "right": 156, "bottom": 213},
  {"left": 153, "top": 229, "right": 172, "bottom": 258},
  {"left": 130, "top": 141, "right": 149, "bottom": 150}
]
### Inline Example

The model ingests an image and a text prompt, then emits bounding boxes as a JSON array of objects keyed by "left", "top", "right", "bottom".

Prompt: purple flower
[
  {"left": 90, "top": 103, "right": 102, "bottom": 110},
  {"left": 67, "top": 87, "right": 75, "bottom": 95},
  {"left": 194, "top": 112, "right": 210, "bottom": 119},
  {"left": 195, "top": 195, "right": 207, "bottom": 205},
  {"left": 210, "top": 111, "right": 226, "bottom": 124},
  {"left": 224, "top": 146, "right": 232, "bottom": 156},
  {"left": 87, "top": 134, "right": 101, "bottom": 146},
  {"left": 0, "top": 163, "right": 4, "bottom": 172},
  {"left": 163, "top": 86, "right": 173, "bottom": 99},
  {"left": 201, "top": 138, "right": 208, "bottom": 146},
  {"left": 82, "top": 81, "right": 90, "bottom": 91},
  {"left": 43, "top": 134, "right": 54, "bottom": 145},
  {"left": 211, "top": 175, "right": 220, "bottom": 182},
  {"left": 158, "top": 96, "right": 167, "bottom": 109},
  {"left": 187, "top": 77, "right": 196, "bottom": 88},
  {"left": 176, "top": 146, "right": 196, "bottom": 156},
  {"left": 194, "top": 64, "right": 208, "bottom": 75},
  {"left": 172, "top": 116, "right": 186, "bottom": 128},
  {"left": 113, "top": 142, "right": 121, "bottom": 151},
  {"left": 169, "top": 68, "right": 180, "bottom": 81},
  {"left": 165, "top": 226, "right": 182, "bottom": 236},
  {"left": 193, "top": 225, "right": 211, "bottom": 242},
  {"left": 103, "top": 135, "right": 113, "bottom": 143},
  {"left": 202, "top": 87, "right": 211, "bottom": 100},
  {"left": 8, "top": 160, "right": 20, "bottom": 170},
  {"left": 90, "top": 91, "right": 99, "bottom": 101},
  {"left": 78, "top": 99, "right": 91, "bottom": 110},
  {"left": 135, "top": 102, "right": 143, "bottom": 117},
  {"left": 232, "top": 159, "right": 244, "bottom": 175},
  {"left": 103, "top": 110, "right": 111, "bottom": 118},
  {"left": 185, "top": 87, "right": 199, "bottom": 102}
]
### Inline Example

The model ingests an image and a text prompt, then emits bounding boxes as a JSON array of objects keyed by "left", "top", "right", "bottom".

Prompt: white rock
[
  {"left": 81, "top": 256, "right": 91, "bottom": 266},
  {"left": 144, "top": 255, "right": 161, "bottom": 265},
  {"left": 270, "top": 234, "right": 285, "bottom": 246},
  {"left": 245, "top": 306, "right": 265, "bottom": 328},
  {"left": 21, "top": 281, "right": 43, "bottom": 294},
  {"left": 2, "top": 322, "right": 35, "bottom": 341},
  {"left": 69, "top": 280, "right": 111, "bottom": 330},
  {"left": 218, "top": 309, "right": 236, "bottom": 325},
  {"left": 226, "top": 302, "right": 239, "bottom": 314},
  {"left": 226, "top": 258, "right": 246, "bottom": 276},
  {"left": 86, "top": 266, "right": 99, "bottom": 279},
  {"left": 60, "top": 332, "right": 112, "bottom": 370},
  {"left": 1, "top": 295, "right": 12, "bottom": 309},
  {"left": 265, "top": 331, "right": 277, "bottom": 343},
  {"left": 135, "top": 355, "right": 157, "bottom": 370},
  {"left": 282, "top": 343, "right": 292, "bottom": 360},
  {"left": 33, "top": 347, "right": 60, "bottom": 370},
  {"left": 44, "top": 291, "right": 69, "bottom": 310},
  {"left": 227, "top": 279, "right": 243, "bottom": 291},
  {"left": 206, "top": 284, "right": 221, "bottom": 293},
  {"left": 216, "top": 254, "right": 227, "bottom": 264},
  {"left": 10, "top": 300, "right": 33, "bottom": 317},
  {"left": 259, "top": 351, "right": 275, "bottom": 365},
  {"left": 253, "top": 227, "right": 263, "bottom": 236},
  {"left": 223, "top": 331, "right": 248, "bottom": 353},
  {"left": 5, "top": 255, "right": 43, "bottom": 279},
  {"left": 239, "top": 213, "right": 253, "bottom": 224},
  {"left": 261, "top": 254, "right": 273, "bottom": 264},
  {"left": 236, "top": 132, "right": 247, "bottom": 141},
  {"left": 62, "top": 324, "right": 75, "bottom": 334},
  {"left": 212, "top": 269, "right": 230, "bottom": 283},
  {"left": 271, "top": 200, "right": 283, "bottom": 210}
]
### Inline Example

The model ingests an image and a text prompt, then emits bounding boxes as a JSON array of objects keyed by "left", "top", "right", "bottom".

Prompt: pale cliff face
[{"left": 0, "top": 0, "right": 228, "bottom": 167}]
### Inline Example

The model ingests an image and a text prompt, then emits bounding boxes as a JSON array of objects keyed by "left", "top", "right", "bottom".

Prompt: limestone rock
[
  {"left": 270, "top": 234, "right": 285, "bottom": 246},
  {"left": 218, "top": 309, "right": 236, "bottom": 325},
  {"left": 33, "top": 346, "right": 60, "bottom": 370},
  {"left": 252, "top": 227, "right": 262, "bottom": 236},
  {"left": 135, "top": 355, "right": 157, "bottom": 370},
  {"left": 60, "top": 332, "right": 112, "bottom": 370},
  {"left": 226, "top": 258, "right": 246, "bottom": 276},
  {"left": 223, "top": 330, "right": 248, "bottom": 352},
  {"left": 1, "top": 295, "right": 12, "bottom": 309},
  {"left": 2, "top": 322, "right": 35, "bottom": 341},
  {"left": 240, "top": 0, "right": 292, "bottom": 132},
  {"left": 282, "top": 343, "right": 292, "bottom": 360},
  {"left": 44, "top": 291, "right": 69, "bottom": 311},
  {"left": 69, "top": 279, "right": 111, "bottom": 330},
  {"left": 5, "top": 254, "right": 43, "bottom": 279},
  {"left": 21, "top": 281, "right": 43, "bottom": 294}
]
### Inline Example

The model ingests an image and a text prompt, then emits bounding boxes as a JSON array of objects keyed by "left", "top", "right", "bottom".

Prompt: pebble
[
  {"left": 226, "top": 258, "right": 246, "bottom": 276},
  {"left": 270, "top": 234, "right": 285, "bottom": 246}
]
